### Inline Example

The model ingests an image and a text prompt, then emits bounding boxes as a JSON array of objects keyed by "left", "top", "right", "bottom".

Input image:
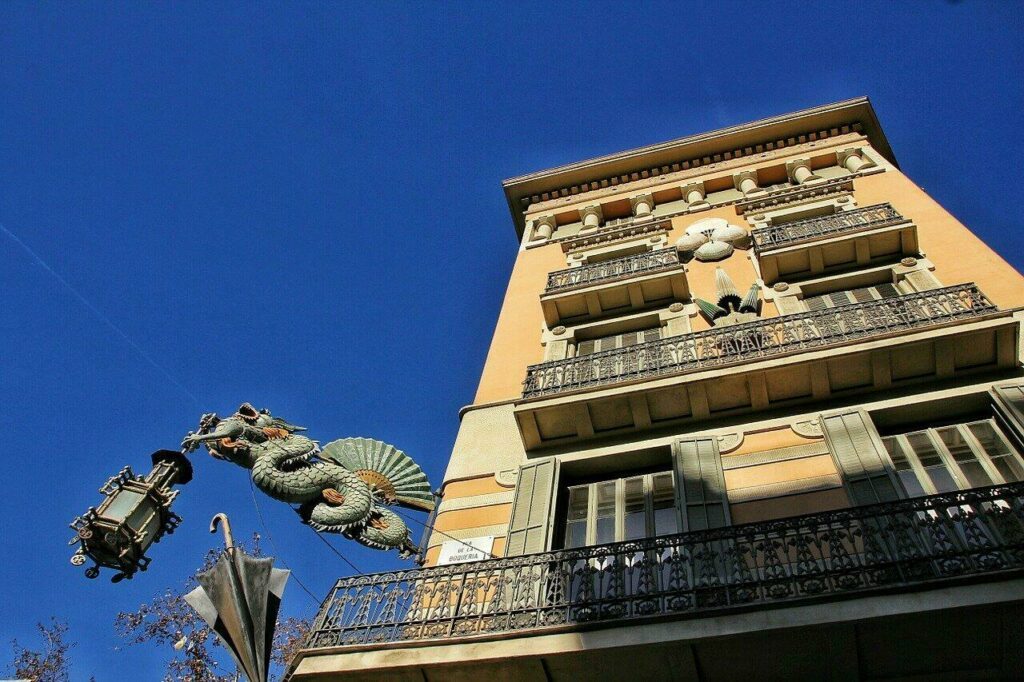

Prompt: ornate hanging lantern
[{"left": 68, "top": 449, "right": 193, "bottom": 582}]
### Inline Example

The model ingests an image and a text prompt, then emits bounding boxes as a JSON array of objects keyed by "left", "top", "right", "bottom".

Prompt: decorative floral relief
[
  {"left": 675, "top": 218, "right": 750, "bottom": 262},
  {"left": 694, "top": 268, "right": 762, "bottom": 327}
]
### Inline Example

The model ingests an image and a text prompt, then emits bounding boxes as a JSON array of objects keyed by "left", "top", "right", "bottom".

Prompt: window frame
[
  {"left": 562, "top": 470, "right": 678, "bottom": 549},
  {"left": 880, "top": 418, "right": 1024, "bottom": 496}
]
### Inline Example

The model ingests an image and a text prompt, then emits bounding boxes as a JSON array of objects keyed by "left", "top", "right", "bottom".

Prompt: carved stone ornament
[
  {"left": 676, "top": 218, "right": 750, "bottom": 263},
  {"left": 773, "top": 282, "right": 790, "bottom": 292},
  {"left": 552, "top": 325, "right": 567, "bottom": 336},
  {"left": 495, "top": 469, "right": 518, "bottom": 487},
  {"left": 717, "top": 432, "right": 744, "bottom": 453},
  {"left": 901, "top": 257, "right": 918, "bottom": 267},
  {"left": 668, "top": 302, "right": 685, "bottom": 313},
  {"left": 792, "top": 419, "right": 823, "bottom": 438},
  {"left": 693, "top": 268, "right": 762, "bottom": 327}
]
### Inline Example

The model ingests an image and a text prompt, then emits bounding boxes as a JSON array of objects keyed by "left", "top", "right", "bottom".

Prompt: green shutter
[
  {"left": 673, "top": 437, "right": 730, "bottom": 531},
  {"left": 821, "top": 409, "right": 902, "bottom": 505},
  {"left": 505, "top": 458, "right": 559, "bottom": 556}
]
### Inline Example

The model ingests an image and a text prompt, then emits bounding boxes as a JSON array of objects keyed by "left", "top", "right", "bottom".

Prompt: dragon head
[{"left": 181, "top": 403, "right": 309, "bottom": 470}]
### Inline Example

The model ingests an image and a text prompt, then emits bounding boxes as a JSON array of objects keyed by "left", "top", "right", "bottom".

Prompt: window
[
  {"left": 804, "top": 283, "right": 900, "bottom": 311},
  {"left": 563, "top": 472, "right": 677, "bottom": 548},
  {"left": 880, "top": 419, "right": 1024, "bottom": 497},
  {"left": 575, "top": 328, "right": 662, "bottom": 355}
]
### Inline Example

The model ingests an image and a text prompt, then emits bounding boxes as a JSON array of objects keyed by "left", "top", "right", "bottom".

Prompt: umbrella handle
[{"left": 210, "top": 513, "right": 235, "bottom": 551}]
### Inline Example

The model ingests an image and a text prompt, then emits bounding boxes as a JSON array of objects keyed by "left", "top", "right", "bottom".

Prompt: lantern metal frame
[{"left": 69, "top": 449, "right": 193, "bottom": 582}]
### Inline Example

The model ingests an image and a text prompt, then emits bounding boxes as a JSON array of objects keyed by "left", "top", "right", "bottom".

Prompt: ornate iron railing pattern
[
  {"left": 521, "top": 284, "right": 995, "bottom": 399},
  {"left": 304, "top": 483, "right": 1024, "bottom": 649},
  {"left": 751, "top": 203, "right": 904, "bottom": 253},
  {"left": 545, "top": 249, "right": 682, "bottom": 294}
]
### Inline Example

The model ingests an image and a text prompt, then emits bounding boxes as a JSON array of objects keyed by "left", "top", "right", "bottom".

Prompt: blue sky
[{"left": 1, "top": 2, "right": 1021, "bottom": 679}]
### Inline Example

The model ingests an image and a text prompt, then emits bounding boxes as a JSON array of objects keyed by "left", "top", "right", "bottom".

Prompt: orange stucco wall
[
  {"left": 473, "top": 244, "right": 566, "bottom": 405},
  {"left": 471, "top": 160, "right": 1024, "bottom": 408},
  {"left": 855, "top": 168, "right": 1024, "bottom": 309}
]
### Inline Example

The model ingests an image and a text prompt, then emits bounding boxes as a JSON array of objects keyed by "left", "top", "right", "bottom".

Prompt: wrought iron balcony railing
[
  {"left": 545, "top": 249, "right": 683, "bottom": 294},
  {"left": 751, "top": 203, "right": 905, "bottom": 253},
  {"left": 522, "top": 283, "right": 995, "bottom": 399},
  {"left": 304, "top": 482, "right": 1024, "bottom": 649}
]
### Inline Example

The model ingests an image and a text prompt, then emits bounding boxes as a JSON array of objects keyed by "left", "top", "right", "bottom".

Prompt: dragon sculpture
[{"left": 182, "top": 404, "right": 434, "bottom": 557}]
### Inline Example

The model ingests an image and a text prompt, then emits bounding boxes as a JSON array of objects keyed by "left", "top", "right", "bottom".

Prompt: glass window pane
[
  {"left": 706, "top": 505, "right": 726, "bottom": 529},
  {"left": 883, "top": 437, "right": 926, "bottom": 497},
  {"left": 651, "top": 473, "right": 678, "bottom": 536},
  {"left": 687, "top": 505, "right": 708, "bottom": 531},
  {"left": 968, "top": 421, "right": 1011, "bottom": 457},
  {"left": 595, "top": 482, "right": 616, "bottom": 544},
  {"left": 969, "top": 421, "right": 1024, "bottom": 482},
  {"left": 937, "top": 426, "right": 992, "bottom": 487},
  {"left": 624, "top": 477, "right": 645, "bottom": 540},
  {"left": 565, "top": 487, "right": 589, "bottom": 548},
  {"left": 906, "top": 431, "right": 959, "bottom": 492},
  {"left": 896, "top": 470, "right": 926, "bottom": 498}
]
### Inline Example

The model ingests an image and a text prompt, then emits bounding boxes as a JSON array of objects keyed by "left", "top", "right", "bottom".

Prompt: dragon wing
[{"left": 319, "top": 438, "right": 435, "bottom": 512}]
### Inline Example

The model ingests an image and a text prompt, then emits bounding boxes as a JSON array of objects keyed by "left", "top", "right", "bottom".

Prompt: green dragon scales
[{"left": 182, "top": 404, "right": 434, "bottom": 557}]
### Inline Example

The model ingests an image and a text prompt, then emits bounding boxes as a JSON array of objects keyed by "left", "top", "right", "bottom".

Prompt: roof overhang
[{"left": 502, "top": 97, "right": 897, "bottom": 239}]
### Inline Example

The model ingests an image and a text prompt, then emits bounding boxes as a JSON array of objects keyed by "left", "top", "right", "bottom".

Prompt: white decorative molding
[
  {"left": 728, "top": 474, "right": 842, "bottom": 503},
  {"left": 717, "top": 432, "right": 744, "bottom": 453},
  {"left": 437, "top": 491, "right": 515, "bottom": 513},
  {"left": 792, "top": 419, "right": 823, "bottom": 438},
  {"left": 427, "top": 524, "right": 509, "bottom": 550},
  {"left": 721, "top": 441, "right": 829, "bottom": 470}
]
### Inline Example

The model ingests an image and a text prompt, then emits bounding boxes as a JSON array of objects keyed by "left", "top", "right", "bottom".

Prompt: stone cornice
[
  {"left": 558, "top": 218, "right": 670, "bottom": 253},
  {"left": 523, "top": 132, "right": 864, "bottom": 218},
  {"left": 504, "top": 97, "right": 898, "bottom": 239},
  {"left": 736, "top": 178, "right": 855, "bottom": 215}
]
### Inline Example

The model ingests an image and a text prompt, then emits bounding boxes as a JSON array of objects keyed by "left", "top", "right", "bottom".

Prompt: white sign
[{"left": 437, "top": 536, "right": 495, "bottom": 565}]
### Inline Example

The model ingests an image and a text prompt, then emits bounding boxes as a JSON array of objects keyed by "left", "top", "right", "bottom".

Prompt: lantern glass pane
[{"left": 103, "top": 489, "right": 144, "bottom": 522}]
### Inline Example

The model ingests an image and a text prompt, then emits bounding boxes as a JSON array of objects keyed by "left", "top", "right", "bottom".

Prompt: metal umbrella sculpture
[
  {"left": 184, "top": 514, "right": 289, "bottom": 682},
  {"left": 70, "top": 404, "right": 436, "bottom": 580}
]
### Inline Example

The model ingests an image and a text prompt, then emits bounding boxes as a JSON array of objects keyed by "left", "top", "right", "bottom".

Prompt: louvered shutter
[
  {"left": 505, "top": 458, "right": 559, "bottom": 556},
  {"left": 993, "top": 383, "right": 1024, "bottom": 442},
  {"left": 673, "top": 438, "right": 730, "bottom": 531},
  {"left": 821, "top": 409, "right": 902, "bottom": 505},
  {"left": 874, "top": 283, "right": 899, "bottom": 299},
  {"left": 804, "top": 295, "right": 829, "bottom": 312},
  {"left": 850, "top": 287, "right": 876, "bottom": 303},
  {"left": 643, "top": 328, "right": 663, "bottom": 343}
]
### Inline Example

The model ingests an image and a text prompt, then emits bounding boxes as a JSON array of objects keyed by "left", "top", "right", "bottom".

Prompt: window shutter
[
  {"left": 993, "top": 383, "right": 1024, "bottom": 441},
  {"left": 804, "top": 295, "right": 829, "bottom": 312},
  {"left": 828, "top": 291, "right": 853, "bottom": 307},
  {"left": 821, "top": 409, "right": 902, "bottom": 505},
  {"left": 874, "top": 283, "right": 899, "bottom": 299},
  {"left": 850, "top": 287, "right": 876, "bottom": 303},
  {"left": 673, "top": 437, "right": 730, "bottom": 531},
  {"left": 505, "top": 458, "right": 559, "bottom": 556},
  {"left": 643, "top": 328, "right": 663, "bottom": 343}
]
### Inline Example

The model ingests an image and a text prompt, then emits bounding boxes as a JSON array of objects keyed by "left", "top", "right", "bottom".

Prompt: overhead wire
[
  {"left": 392, "top": 504, "right": 500, "bottom": 560},
  {"left": 248, "top": 477, "right": 321, "bottom": 609}
]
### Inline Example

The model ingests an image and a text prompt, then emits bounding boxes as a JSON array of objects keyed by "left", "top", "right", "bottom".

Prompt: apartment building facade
[{"left": 291, "top": 98, "right": 1024, "bottom": 681}]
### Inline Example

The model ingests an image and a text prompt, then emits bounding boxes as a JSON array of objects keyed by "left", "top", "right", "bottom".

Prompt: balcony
[
  {"left": 293, "top": 482, "right": 1024, "bottom": 678},
  {"left": 751, "top": 203, "right": 918, "bottom": 285},
  {"left": 527, "top": 284, "right": 995, "bottom": 398},
  {"left": 541, "top": 249, "right": 688, "bottom": 325},
  {"left": 516, "top": 285, "right": 1017, "bottom": 448}
]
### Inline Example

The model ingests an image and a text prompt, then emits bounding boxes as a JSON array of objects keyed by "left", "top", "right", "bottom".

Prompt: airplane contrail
[{"left": 1, "top": 223, "right": 202, "bottom": 406}]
